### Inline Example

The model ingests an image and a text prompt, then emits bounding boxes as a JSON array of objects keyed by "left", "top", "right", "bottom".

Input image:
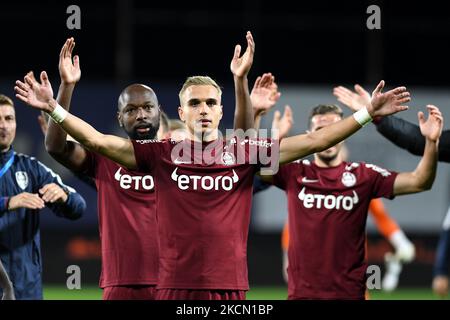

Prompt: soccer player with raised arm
[
  {"left": 333, "top": 84, "right": 450, "bottom": 297},
  {"left": 262, "top": 103, "right": 441, "bottom": 299},
  {"left": 15, "top": 32, "right": 410, "bottom": 299}
]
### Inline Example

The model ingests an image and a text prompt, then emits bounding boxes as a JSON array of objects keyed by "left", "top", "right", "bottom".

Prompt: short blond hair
[
  {"left": 0, "top": 94, "right": 14, "bottom": 107},
  {"left": 178, "top": 76, "right": 222, "bottom": 104}
]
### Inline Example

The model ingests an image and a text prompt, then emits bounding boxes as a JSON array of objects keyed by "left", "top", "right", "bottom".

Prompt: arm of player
[
  {"left": 45, "top": 38, "right": 89, "bottom": 172},
  {"left": 231, "top": 31, "right": 255, "bottom": 132},
  {"left": 393, "top": 105, "right": 443, "bottom": 195},
  {"left": 279, "top": 81, "right": 411, "bottom": 164},
  {"left": 0, "top": 259, "right": 15, "bottom": 300},
  {"left": 333, "top": 84, "right": 450, "bottom": 163},
  {"left": 15, "top": 71, "right": 138, "bottom": 170}
]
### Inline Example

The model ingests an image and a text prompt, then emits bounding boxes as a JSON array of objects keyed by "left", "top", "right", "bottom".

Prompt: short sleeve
[
  {"left": 131, "top": 139, "right": 165, "bottom": 173},
  {"left": 273, "top": 162, "right": 298, "bottom": 190},
  {"left": 81, "top": 150, "right": 98, "bottom": 178},
  {"left": 365, "top": 163, "right": 399, "bottom": 199}
]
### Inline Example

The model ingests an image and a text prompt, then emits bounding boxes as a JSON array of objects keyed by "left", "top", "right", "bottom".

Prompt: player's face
[
  {"left": 118, "top": 88, "right": 160, "bottom": 140},
  {"left": 178, "top": 85, "right": 223, "bottom": 139},
  {"left": 310, "top": 113, "right": 343, "bottom": 161},
  {"left": 0, "top": 104, "right": 16, "bottom": 152}
]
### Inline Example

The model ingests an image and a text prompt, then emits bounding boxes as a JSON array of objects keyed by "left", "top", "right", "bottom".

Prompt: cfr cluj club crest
[{"left": 15, "top": 171, "right": 29, "bottom": 190}]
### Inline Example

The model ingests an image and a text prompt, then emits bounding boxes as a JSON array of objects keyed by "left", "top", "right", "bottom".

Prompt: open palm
[
  {"left": 59, "top": 37, "right": 81, "bottom": 84},
  {"left": 419, "top": 105, "right": 443, "bottom": 142},
  {"left": 230, "top": 31, "right": 255, "bottom": 78},
  {"left": 15, "top": 71, "right": 54, "bottom": 111},
  {"left": 369, "top": 80, "right": 411, "bottom": 117},
  {"left": 251, "top": 73, "right": 281, "bottom": 114}
]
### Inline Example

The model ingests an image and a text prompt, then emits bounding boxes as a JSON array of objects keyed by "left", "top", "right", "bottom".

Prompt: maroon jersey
[
  {"left": 84, "top": 152, "right": 158, "bottom": 288},
  {"left": 273, "top": 159, "right": 398, "bottom": 299},
  {"left": 131, "top": 138, "right": 274, "bottom": 290}
]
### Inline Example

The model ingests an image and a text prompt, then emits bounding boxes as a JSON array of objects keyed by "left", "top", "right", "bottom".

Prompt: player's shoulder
[
  {"left": 13, "top": 152, "right": 40, "bottom": 168},
  {"left": 354, "top": 161, "right": 393, "bottom": 177}
]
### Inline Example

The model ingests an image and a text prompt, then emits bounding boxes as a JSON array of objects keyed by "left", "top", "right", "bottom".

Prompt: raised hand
[
  {"left": 230, "top": 31, "right": 255, "bottom": 78},
  {"left": 418, "top": 105, "right": 444, "bottom": 142},
  {"left": 39, "top": 183, "right": 68, "bottom": 203},
  {"left": 8, "top": 192, "right": 45, "bottom": 210},
  {"left": 59, "top": 37, "right": 81, "bottom": 85},
  {"left": 333, "top": 84, "right": 370, "bottom": 112},
  {"left": 251, "top": 73, "right": 281, "bottom": 115},
  {"left": 15, "top": 71, "right": 55, "bottom": 112},
  {"left": 367, "top": 80, "right": 410, "bottom": 118},
  {"left": 272, "top": 105, "right": 294, "bottom": 139}
]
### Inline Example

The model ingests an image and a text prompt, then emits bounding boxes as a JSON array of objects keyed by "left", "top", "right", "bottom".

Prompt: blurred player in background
[
  {"left": 334, "top": 84, "right": 450, "bottom": 297},
  {"left": 258, "top": 101, "right": 441, "bottom": 299},
  {"left": 252, "top": 76, "right": 415, "bottom": 293},
  {"left": 0, "top": 94, "right": 86, "bottom": 299}
]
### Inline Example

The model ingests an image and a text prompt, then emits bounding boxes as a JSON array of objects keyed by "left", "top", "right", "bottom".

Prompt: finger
[
  {"left": 41, "top": 71, "right": 50, "bottom": 86},
  {"left": 39, "top": 183, "right": 53, "bottom": 195},
  {"left": 73, "top": 55, "right": 80, "bottom": 70},
  {"left": 284, "top": 105, "right": 293, "bottom": 118},
  {"left": 418, "top": 111, "right": 426, "bottom": 125},
  {"left": 28, "top": 71, "right": 37, "bottom": 83},
  {"left": 233, "top": 44, "right": 241, "bottom": 60},
  {"left": 60, "top": 39, "right": 68, "bottom": 58},
  {"left": 68, "top": 38, "right": 75, "bottom": 57},
  {"left": 15, "top": 93, "right": 28, "bottom": 103},
  {"left": 253, "top": 76, "right": 261, "bottom": 89},
  {"left": 273, "top": 110, "right": 281, "bottom": 122},
  {"left": 354, "top": 84, "right": 369, "bottom": 96},
  {"left": 14, "top": 86, "right": 28, "bottom": 97},
  {"left": 372, "top": 80, "right": 385, "bottom": 95},
  {"left": 15, "top": 80, "right": 30, "bottom": 92},
  {"left": 396, "top": 97, "right": 411, "bottom": 105},
  {"left": 427, "top": 104, "right": 440, "bottom": 113},
  {"left": 246, "top": 31, "right": 255, "bottom": 52},
  {"left": 24, "top": 75, "right": 35, "bottom": 88},
  {"left": 271, "top": 92, "right": 281, "bottom": 102}
]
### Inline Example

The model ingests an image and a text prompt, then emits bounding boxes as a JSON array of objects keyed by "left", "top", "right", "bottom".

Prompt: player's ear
[
  {"left": 117, "top": 111, "right": 123, "bottom": 127},
  {"left": 219, "top": 105, "right": 223, "bottom": 120},
  {"left": 178, "top": 106, "right": 185, "bottom": 122}
]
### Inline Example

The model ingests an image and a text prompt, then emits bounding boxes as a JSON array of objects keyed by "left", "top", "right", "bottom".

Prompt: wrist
[
  {"left": 353, "top": 107, "right": 373, "bottom": 127},
  {"left": 233, "top": 74, "right": 248, "bottom": 82},
  {"left": 60, "top": 82, "right": 76, "bottom": 89},
  {"left": 49, "top": 102, "right": 68, "bottom": 124}
]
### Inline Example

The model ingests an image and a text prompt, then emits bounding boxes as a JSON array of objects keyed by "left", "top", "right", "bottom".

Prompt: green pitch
[{"left": 43, "top": 286, "right": 447, "bottom": 300}]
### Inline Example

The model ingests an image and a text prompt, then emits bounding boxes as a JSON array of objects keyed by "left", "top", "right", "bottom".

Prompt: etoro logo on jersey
[
  {"left": 114, "top": 167, "right": 155, "bottom": 190},
  {"left": 171, "top": 168, "right": 239, "bottom": 191},
  {"left": 298, "top": 187, "right": 359, "bottom": 211}
]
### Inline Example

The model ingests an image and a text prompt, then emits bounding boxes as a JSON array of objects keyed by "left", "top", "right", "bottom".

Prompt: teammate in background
[
  {"left": 0, "top": 94, "right": 86, "bottom": 299},
  {"left": 333, "top": 84, "right": 450, "bottom": 297},
  {"left": 251, "top": 76, "right": 415, "bottom": 292},
  {"left": 258, "top": 103, "right": 441, "bottom": 299},
  {"left": 0, "top": 259, "right": 14, "bottom": 300},
  {"left": 16, "top": 30, "right": 411, "bottom": 299}
]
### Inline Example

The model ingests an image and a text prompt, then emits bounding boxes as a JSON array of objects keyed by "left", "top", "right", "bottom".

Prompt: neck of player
[
  {"left": 314, "top": 152, "right": 343, "bottom": 168},
  {"left": 188, "top": 128, "right": 219, "bottom": 143}
]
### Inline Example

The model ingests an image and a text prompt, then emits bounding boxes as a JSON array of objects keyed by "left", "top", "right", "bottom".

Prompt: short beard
[{"left": 127, "top": 125, "right": 158, "bottom": 140}]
